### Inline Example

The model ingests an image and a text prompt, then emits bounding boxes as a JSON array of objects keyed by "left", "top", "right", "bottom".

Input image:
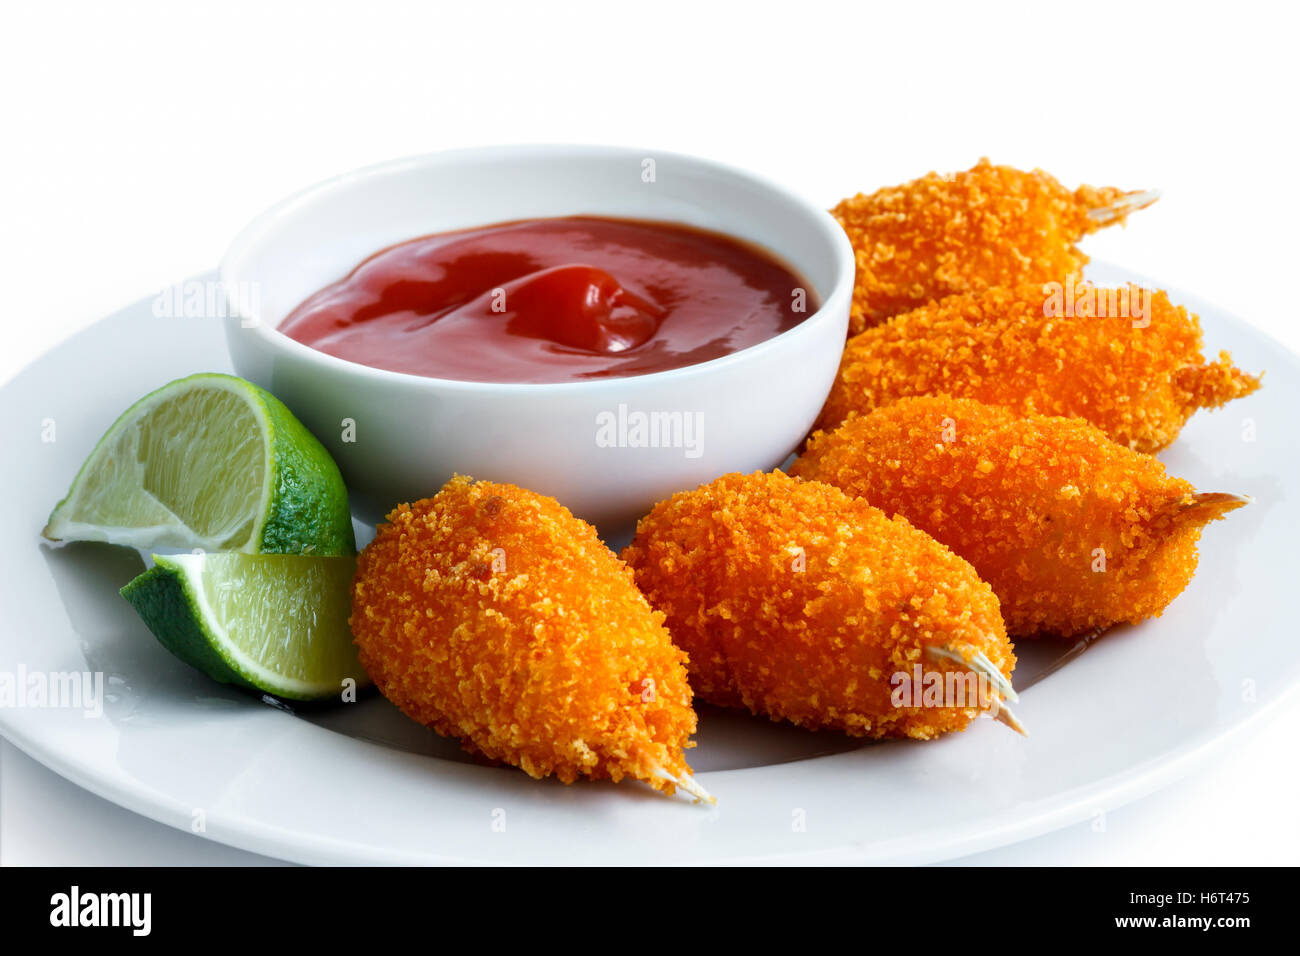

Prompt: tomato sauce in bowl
[{"left": 278, "top": 216, "right": 816, "bottom": 384}]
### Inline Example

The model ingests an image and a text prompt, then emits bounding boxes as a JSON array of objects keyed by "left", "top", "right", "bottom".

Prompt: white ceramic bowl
[{"left": 222, "top": 145, "right": 853, "bottom": 533}]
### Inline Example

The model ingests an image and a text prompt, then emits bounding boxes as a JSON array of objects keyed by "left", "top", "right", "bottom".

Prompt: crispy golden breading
[
  {"left": 350, "top": 475, "right": 704, "bottom": 799},
  {"left": 815, "top": 283, "right": 1260, "bottom": 452},
  {"left": 832, "top": 158, "right": 1150, "bottom": 333},
  {"left": 792, "top": 397, "right": 1246, "bottom": 637},
  {"left": 621, "top": 471, "right": 1015, "bottom": 740}
]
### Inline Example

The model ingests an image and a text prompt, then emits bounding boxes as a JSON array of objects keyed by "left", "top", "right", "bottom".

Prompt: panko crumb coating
[
  {"left": 815, "top": 283, "right": 1261, "bottom": 452},
  {"left": 350, "top": 476, "right": 704, "bottom": 799},
  {"left": 832, "top": 158, "right": 1151, "bottom": 333},
  {"left": 792, "top": 397, "right": 1246, "bottom": 637},
  {"left": 621, "top": 471, "right": 1015, "bottom": 740}
]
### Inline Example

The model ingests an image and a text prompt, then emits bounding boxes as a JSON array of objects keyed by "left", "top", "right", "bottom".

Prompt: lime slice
[
  {"left": 43, "top": 373, "right": 354, "bottom": 556},
  {"left": 120, "top": 552, "right": 368, "bottom": 701}
]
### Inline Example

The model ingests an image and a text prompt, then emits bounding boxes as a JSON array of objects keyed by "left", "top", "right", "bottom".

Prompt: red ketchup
[{"left": 278, "top": 216, "right": 815, "bottom": 384}]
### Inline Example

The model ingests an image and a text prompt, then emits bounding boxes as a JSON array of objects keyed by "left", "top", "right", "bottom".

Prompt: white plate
[{"left": 2, "top": 264, "right": 1296, "bottom": 865}]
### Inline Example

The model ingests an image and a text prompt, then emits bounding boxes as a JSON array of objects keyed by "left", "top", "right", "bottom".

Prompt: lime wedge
[
  {"left": 43, "top": 373, "right": 354, "bottom": 555},
  {"left": 121, "top": 552, "right": 368, "bottom": 701}
]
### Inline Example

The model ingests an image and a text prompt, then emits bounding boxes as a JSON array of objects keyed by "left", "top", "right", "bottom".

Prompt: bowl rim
[{"left": 220, "top": 143, "right": 854, "bottom": 394}]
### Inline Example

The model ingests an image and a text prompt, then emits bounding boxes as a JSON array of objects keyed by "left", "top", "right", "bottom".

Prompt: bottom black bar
[{"left": 0, "top": 865, "right": 1286, "bottom": 940}]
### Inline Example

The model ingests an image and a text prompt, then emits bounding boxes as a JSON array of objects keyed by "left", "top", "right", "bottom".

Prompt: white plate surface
[{"left": 1, "top": 263, "right": 1296, "bottom": 864}]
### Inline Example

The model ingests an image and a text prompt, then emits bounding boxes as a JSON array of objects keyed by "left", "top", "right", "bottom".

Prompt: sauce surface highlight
[{"left": 278, "top": 216, "right": 816, "bottom": 383}]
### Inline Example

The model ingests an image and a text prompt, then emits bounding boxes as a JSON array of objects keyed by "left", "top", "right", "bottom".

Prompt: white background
[{"left": 1, "top": 0, "right": 1297, "bottom": 865}]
